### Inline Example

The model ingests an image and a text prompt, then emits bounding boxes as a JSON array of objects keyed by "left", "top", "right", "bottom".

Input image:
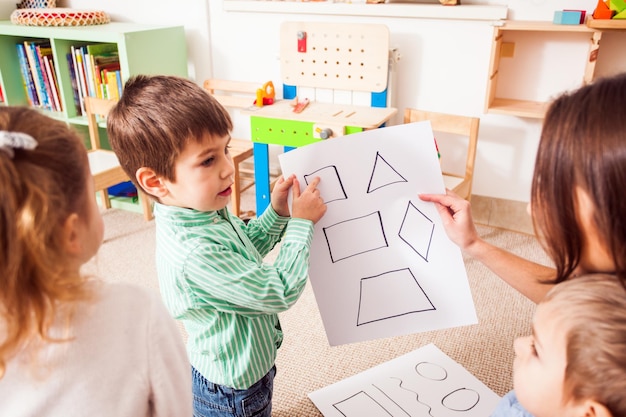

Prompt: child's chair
[
  {"left": 203, "top": 79, "right": 258, "bottom": 218},
  {"left": 85, "top": 96, "right": 154, "bottom": 221},
  {"left": 403, "top": 108, "right": 480, "bottom": 200}
]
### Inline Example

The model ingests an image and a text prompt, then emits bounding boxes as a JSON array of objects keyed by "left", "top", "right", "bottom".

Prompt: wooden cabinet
[
  {"left": 0, "top": 21, "right": 188, "bottom": 127},
  {"left": 485, "top": 21, "right": 602, "bottom": 119}
]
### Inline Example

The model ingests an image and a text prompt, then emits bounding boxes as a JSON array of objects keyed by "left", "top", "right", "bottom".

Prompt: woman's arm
[{"left": 420, "top": 191, "right": 555, "bottom": 303}]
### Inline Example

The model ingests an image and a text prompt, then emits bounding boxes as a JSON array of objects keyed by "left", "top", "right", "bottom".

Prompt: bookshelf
[
  {"left": 0, "top": 21, "right": 188, "bottom": 214},
  {"left": 0, "top": 21, "right": 188, "bottom": 127}
]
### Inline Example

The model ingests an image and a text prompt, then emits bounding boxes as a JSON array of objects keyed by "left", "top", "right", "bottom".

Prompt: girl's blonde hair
[
  {"left": 543, "top": 274, "right": 626, "bottom": 415},
  {"left": 0, "top": 107, "right": 93, "bottom": 378}
]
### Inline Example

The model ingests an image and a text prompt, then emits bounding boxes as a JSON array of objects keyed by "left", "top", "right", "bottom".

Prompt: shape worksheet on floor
[
  {"left": 278, "top": 122, "right": 477, "bottom": 346},
  {"left": 308, "top": 343, "right": 501, "bottom": 416}
]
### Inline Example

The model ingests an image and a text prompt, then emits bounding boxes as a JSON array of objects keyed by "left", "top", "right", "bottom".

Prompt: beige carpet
[{"left": 84, "top": 200, "right": 551, "bottom": 416}]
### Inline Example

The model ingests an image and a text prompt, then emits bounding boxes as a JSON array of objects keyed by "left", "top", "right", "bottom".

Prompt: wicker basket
[
  {"left": 16, "top": 0, "right": 56, "bottom": 8},
  {"left": 10, "top": 8, "right": 110, "bottom": 26}
]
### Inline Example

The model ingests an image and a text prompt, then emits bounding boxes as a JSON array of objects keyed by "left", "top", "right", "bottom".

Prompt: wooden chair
[
  {"left": 203, "top": 79, "right": 259, "bottom": 218},
  {"left": 404, "top": 108, "right": 480, "bottom": 200},
  {"left": 85, "top": 96, "right": 154, "bottom": 221}
]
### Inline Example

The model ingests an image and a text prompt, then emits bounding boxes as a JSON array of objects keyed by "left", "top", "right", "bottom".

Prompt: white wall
[
  {"left": 62, "top": 0, "right": 626, "bottom": 203},
  {"left": 59, "top": 0, "right": 213, "bottom": 81}
]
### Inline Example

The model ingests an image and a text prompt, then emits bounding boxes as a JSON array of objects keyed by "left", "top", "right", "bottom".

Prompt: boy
[
  {"left": 107, "top": 75, "right": 327, "bottom": 417},
  {"left": 491, "top": 274, "right": 626, "bottom": 417}
]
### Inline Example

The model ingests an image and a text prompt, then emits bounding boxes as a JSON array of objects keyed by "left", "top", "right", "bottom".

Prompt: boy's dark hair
[{"left": 107, "top": 75, "right": 233, "bottom": 190}]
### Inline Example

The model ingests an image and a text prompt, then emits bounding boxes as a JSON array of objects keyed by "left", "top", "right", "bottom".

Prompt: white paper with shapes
[
  {"left": 278, "top": 122, "right": 477, "bottom": 346},
  {"left": 308, "top": 343, "right": 501, "bottom": 417}
]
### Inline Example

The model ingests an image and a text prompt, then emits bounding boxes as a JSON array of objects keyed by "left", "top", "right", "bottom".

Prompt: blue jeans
[{"left": 192, "top": 366, "right": 276, "bottom": 417}]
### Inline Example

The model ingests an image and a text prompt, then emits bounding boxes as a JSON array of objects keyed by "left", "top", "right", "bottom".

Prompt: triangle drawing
[{"left": 367, "top": 151, "right": 407, "bottom": 193}]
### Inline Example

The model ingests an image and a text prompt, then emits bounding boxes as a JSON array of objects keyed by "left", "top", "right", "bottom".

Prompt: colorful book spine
[
  {"left": 88, "top": 43, "right": 120, "bottom": 99},
  {"left": 23, "top": 41, "right": 47, "bottom": 109},
  {"left": 35, "top": 43, "right": 54, "bottom": 110},
  {"left": 43, "top": 56, "right": 62, "bottom": 111},
  {"left": 15, "top": 43, "right": 38, "bottom": 107},
  {"left": 97, "top": 62, "right": 120, "bottom": 99},
  {"left": 115, "top": 70, "right": 123, "bottom": 98},
  {"left": 106, "top": 70, "right": 120, "bottom": 100},
  {"left": 83, "top": 50, "right": 96, "bottom": 98},
  {"left": 73, "top": 46, "right": 88, "bottom": 114},
  {"left": 66, "top": 52, "right": 82, "bottom": 115}
]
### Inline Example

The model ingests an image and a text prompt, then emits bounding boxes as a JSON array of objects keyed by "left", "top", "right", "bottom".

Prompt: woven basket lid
[{"left": 11, "top": 8, "right": 110, "bottom": 27}]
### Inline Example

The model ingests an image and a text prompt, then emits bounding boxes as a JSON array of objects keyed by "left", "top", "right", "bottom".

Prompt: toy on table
[
  {"left": 254, "top": 81, "right": 275, "bottom": 107},
  {"left": 291, "top": 97, "right": 310, "bottom": 114}
]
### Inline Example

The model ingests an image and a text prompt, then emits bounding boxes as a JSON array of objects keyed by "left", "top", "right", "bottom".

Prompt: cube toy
[
  {"left": 611, "top": 0, "right": 626, "bottom": 18},
  {"left": 553, "top": 10, "right": 584, "bottom": 24},
  {"left": 609, "top": 0, "right": 626, "bottom": 13},
  {"left": 593, "top": 0, "right": 616, "bottom": 19},
  {"left": 564, "top": 9, "right": 587, "bottom": 23}
]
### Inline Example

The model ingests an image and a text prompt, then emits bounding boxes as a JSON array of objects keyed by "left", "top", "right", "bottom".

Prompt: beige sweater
[{"left": 0, "top": 281, "right": 192, "bottom": 417}]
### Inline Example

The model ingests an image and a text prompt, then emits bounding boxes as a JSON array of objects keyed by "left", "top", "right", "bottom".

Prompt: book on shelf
[
  {"left": 94, "top": 58, "right": 120, "bottom": 99},
  {"left": 105, "top": 69, "right": 122, "bottom": 100},
  {"left": 86, "top": 43, "right": 118, "bottom": 99},
  {"left": 23, "top": 40, "right": 49, "bottom": 110},
  {"left": 69, "top": 46, "right": 85, "bottom": 114},
  {"left": 15, "top": 39, "right": 63, "bottom": 112},
  {"left": 66, "top": 52, "right": 82, "bottom": 115},
  {"left": 34, "top": 42, "right": 55, "bottom": 111},
  {"left": 68, "top": 43, "right": 122, "bottom": 111},
  {"left": 43, "top": 55, "right": 62, "bottom": 111},
  {"left": 15, "top": 43, "right": 38, "bottom": 107}
]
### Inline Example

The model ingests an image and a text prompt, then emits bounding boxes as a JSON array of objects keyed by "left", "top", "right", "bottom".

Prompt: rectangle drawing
[{"left": 324, "top": 211, "right": 388, "bottom": 263}]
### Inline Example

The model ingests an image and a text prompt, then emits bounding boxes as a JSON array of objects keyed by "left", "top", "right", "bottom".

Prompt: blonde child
[
  {"left": 107, "top": 75, "right": 327, "bottom": 417},
  {"left": 491, "top": 274, "right": 626, "bottom": 417},
  {"left": 0, "top": 106, "right": 192, "bottom": 416}
]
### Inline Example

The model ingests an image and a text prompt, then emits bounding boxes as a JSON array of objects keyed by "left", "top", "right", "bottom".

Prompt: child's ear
[
  {"left": 136, "top": 167, "right": 168, "bottom": 199},
  {"left": 580, "top": 400, "right": 612, "bottom": 417},
  {"left": 62, "top": 213, "right": 82, "bottom": 256}
]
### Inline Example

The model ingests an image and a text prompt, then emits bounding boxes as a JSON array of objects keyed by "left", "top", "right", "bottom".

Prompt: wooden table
[{"left": 246, "top": 99, "right": 397, "bottom": 214}]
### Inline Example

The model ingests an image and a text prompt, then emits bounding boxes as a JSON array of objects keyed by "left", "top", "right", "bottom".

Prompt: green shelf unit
[{"left": 0, "top": 21, "right": 188, "bottom": 127}]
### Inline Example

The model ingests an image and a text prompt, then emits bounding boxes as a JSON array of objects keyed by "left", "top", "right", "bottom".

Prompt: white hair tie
[{"left": 0, "top": 131, "right": 38, "bottom": 159}]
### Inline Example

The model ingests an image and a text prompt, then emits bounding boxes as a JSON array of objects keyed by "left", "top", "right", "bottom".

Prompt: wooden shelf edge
[
  {"left": 586, "top": 17, "right": 626, "bottom": 29},
  {"left": 486, "top": 98, "right": 548, "bottom": 119},
  {"left": 223, "top": 1, "right": 508, "bottom": 21},
  {"left": 496, "top": 20, "right": 596, "bottom": 32}
]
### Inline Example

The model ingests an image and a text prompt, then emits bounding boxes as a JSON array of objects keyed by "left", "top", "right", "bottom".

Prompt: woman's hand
[{"left": 419, "top": 189, "right": 480, "bottom": 252}]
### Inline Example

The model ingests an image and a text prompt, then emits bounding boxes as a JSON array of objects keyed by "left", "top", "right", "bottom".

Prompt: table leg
[{"left": 253, "top": 142, "right": 271, "bottom": 215}]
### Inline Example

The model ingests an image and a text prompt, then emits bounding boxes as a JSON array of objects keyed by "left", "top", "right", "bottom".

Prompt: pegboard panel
[{"left": 280, "top": 21, "right": 390, "bottom": 93}]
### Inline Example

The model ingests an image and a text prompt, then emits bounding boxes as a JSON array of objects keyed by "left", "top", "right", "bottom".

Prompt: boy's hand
[
  {"left": 270, "top": 175, "right": 295, "bottom": 217},
  {"left": 292, "top": 176, "right": 326, "bottom": 224}
]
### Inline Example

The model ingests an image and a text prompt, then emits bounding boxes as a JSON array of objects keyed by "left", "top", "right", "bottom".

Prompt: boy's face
[
  {"left": 513, "top": 304, "right": 581, "bottom": 417},
  {"left": 159, "top": 132, "right": 235, "bottom": 212}
]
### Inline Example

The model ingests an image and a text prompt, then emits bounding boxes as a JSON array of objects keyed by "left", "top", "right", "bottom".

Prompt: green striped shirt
[{"left": 153, "top": 203, "right": 314, "bottom": 389}]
